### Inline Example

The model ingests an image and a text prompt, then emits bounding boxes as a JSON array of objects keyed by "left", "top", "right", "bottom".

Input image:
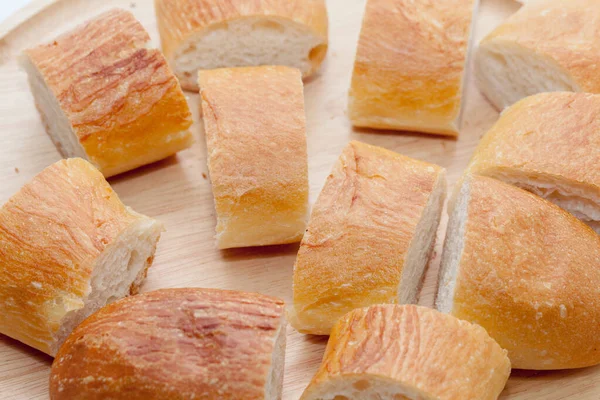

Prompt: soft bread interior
[
  {"left": 20, "top": 55, "right": 89, "bottom": 162},
  {"left": 52, "top": 217, "right": 163, "bottom": 354},
  {"left": 486, "top": 171, "right": 600, "bottom": 234},
  {"left": 265, "top": 319, "right": 287, "bottom": 400},
  {"left": 475, "top": 43, "right": 578, "bottom": 110},
  {"left": 398, "top": 171, "right": 447, "bottom": 304},
  {"left": 302, "top": 376, "right": 426, "bottom": 400},
  {"left": 173, "top": 16, "right": 326, "bottom": 90},
  {"left": 436, "top": 178, "right": 471, "bottom": 314}
]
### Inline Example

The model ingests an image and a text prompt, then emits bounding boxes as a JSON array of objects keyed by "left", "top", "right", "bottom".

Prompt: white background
[{"left": 0, "top": 0, "right": 33, "bottom": 25}]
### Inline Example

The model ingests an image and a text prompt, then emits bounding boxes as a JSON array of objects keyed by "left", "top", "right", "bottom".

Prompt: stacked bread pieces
[
  {"left": 0, "top": 158, "right": 163, "bottom": 356},
  {"left": 349, "top": 0, "right": 477, "bottom": 135},
  {"left": 155, "top": 0, "right": 329, "bottom": 91},
  {"left": 291, "top": 141, "right": 446, "bottom": 335},
  {"left": 21, "top": 9, "right": 193, "bottom": 178},
  {"left": 198, "top": 66, "right": 309, "bottom": 249}
]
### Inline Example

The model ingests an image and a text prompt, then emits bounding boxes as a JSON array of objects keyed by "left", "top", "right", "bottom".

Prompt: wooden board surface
[{"left": 0, "top": 0, "right": 599, "bottom": 398}]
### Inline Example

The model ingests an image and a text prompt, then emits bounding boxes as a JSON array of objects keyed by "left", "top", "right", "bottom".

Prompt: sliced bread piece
[
  {"left": 300, "top": 304, "right": 510, "bottom": 400},
  {"left": 155, "top": 0, "right": 328, "bottom": 91},
  {"left": 348, "top": 0, "right": 478, "bottom": 135},
  {"left": 198, "top": 66, "right": 309, "bottom": 249},
  {"left": 21, "top": 9, "right": 193, "bottom": 178},
  {"left": 0, "top": 158, "right": 163, "bottom": 356},
  {"left": 290, "top": 141, "right": 446, "bottom": 335},
  {"left": 437, "top": 175, "right": 600, "bottom": 370},
  {"left": 50, "top": 288, "right": 287, "bottom": 400},
  {"left": 475, "top": 0, "right": 600, "bottom": 110},
  {"left": 468, "top": 92, "right": 600, "bottom": 233}
]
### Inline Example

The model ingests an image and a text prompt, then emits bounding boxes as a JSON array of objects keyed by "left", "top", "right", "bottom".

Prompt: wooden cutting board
[{"left": 0, "top": 0, "right": 598, "bottom": 398}]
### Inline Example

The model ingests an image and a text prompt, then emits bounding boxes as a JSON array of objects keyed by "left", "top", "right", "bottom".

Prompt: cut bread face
[
  {"left": 300, "top": 305, "right": 510, "bottom": 400},
  {"left": 291, "top": 141, "right": 446, "bottom": 335},
  {"left": 436, "top": 175, "right": 600, "bottom": 369},
  {"left": 21, "top": 9, "right": 193, "bottom": 178},
  {"left": 50, "top": 288, "right": 287, "bottom": 399},
  {"left": 467, "top": 92, "right": 600, "bottom": 233},
  {"left": 173, "top": 16, "right": 327, "bottom": 91},
  {"left": 20, "top": 55, "right": 88, "bottom": 161},
  {"left": 0, "top": 158, "right": 163, "bottom": 356},
  {"left": 53, "top": 217, "right": 162, "bottom": 355},
  {"left": 475, "top": 43, "right": 578, "bottom": 111},
  {"left": 398, "top": 172, "right": 446, "bottom": 304}
]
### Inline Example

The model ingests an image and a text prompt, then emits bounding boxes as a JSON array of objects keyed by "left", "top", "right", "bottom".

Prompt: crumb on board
[
  {"left": 202, "top": 173, "right": 207, "bottom": 179},
  {"left": 14, "top": 167, "right": 19, "bottom": 173},
  {"left": 130, "top": 2, "right": 136, "bottom": 8}
]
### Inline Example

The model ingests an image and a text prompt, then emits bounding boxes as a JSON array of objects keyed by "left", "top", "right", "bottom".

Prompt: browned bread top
[
  {"left": 451, "top": 175, "right": 600, "bottom": 369},
  {"left": 24, "top": 9, "right": 193, "bottom": 177},
  {"left": 301, "top": 305, "right": 510, "bottom": 400},
  {"left": 50, "top": 288, "right": 286, "bottom": 400}
]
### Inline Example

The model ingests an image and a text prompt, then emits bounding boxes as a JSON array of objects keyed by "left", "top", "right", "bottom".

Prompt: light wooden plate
[{"left": 0, "top": 0, "right": 598, "bottom": 398}]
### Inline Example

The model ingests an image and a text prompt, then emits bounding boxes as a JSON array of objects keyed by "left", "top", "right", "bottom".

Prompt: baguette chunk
[
  {"left": 50, "top": 288, "right": 287, "bottom": 400},
  {"left": 0, "top": 159, "right": 162, "bottom": 356},
  {"left": 301, "top": 305, "right": 510, "bottom": 400},
  {"left": 475, "top": 0, "right": 600, "bottom": 110},
  {"left": 349, "top": 0, "right": 477, "bottom": 135},
  {"left": 468, "top": 92, "right": 600, "bottom": 233},
  {"left": 291, "top": 141, "right": 446, "bottom": 335},
  {"left": 21, "top": 9, "right": 193, "bottom": 177},
  {"left": 437, "top": 175, "right": 600, "bottom": 369},
  {"left": 199, "top": 66, "right": 309, "bottom": 249},
  {"left": 155, "top": 0, "right": 328, "bottom": 91}
]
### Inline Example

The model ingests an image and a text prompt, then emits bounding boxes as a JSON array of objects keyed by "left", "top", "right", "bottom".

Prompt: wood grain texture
[{"left": 0, "top": 0, "right": 599, "bottom": 399}]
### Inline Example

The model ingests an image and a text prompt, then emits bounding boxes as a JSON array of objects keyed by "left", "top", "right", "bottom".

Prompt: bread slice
[
  {"left": 199, "top": 66, "right": 309, "bottom": 249},
  {"left": 50, "top": 288, "right": 287, "bottom": 399},
  {"left": 300, "top": 304, "right": 510, "bottom": 400},
  {"left": 437, "top": 175, "right": 600, "bottom": 370},
  {"left": 0, "top": 158, "right": 163, "bottom": 356},
  {"left": 155, "top": 0, "right": 328, "bottom": 91},
  {"left": 290, "top": 141, "right": 446, "bottom": 335},
  {"left": 467, "top": 92, "right": 600, "bottom": 233},
  {"left": 475, "top": 0, "right": 600, "bottom": 111},
  {"left": 20, "top": 9, "right": 193, "bottom": 178},
  {"left": 348, "top": 0, "right": 478, "bottom": 136}
]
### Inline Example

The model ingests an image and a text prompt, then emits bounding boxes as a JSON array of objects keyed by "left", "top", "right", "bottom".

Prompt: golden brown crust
[
  {"left": 468, "top": 92, "right": 600, "bottom": 197},
  {"left": 451, "top": 175, "right": 600, "bottom": 369},
  {"left": 50, "top": 288, "right": 286, "bottom": 400},
  {"left": 480, "top": 0, "right": 600, "bottom": 93},
  {"left": 0, "top": 159, "right": 150, "bottom": 355},
  {"left": 199, "top": 66, "right": 309, "bottom": 249},
  {"left": 155, "top": 0, "right": 328, "bottom": 77},
  {"left": 23, "top": 9, "right": 193, "bottom": 177},
  {"left": 301, "top": 305, "right": 510, "bottom": 400},
  {"left": 291, "top": 141, "right": 444, "bottom": 335},
  {"left": 349, "top": 0, "right": 476, "bottom": 136}
]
